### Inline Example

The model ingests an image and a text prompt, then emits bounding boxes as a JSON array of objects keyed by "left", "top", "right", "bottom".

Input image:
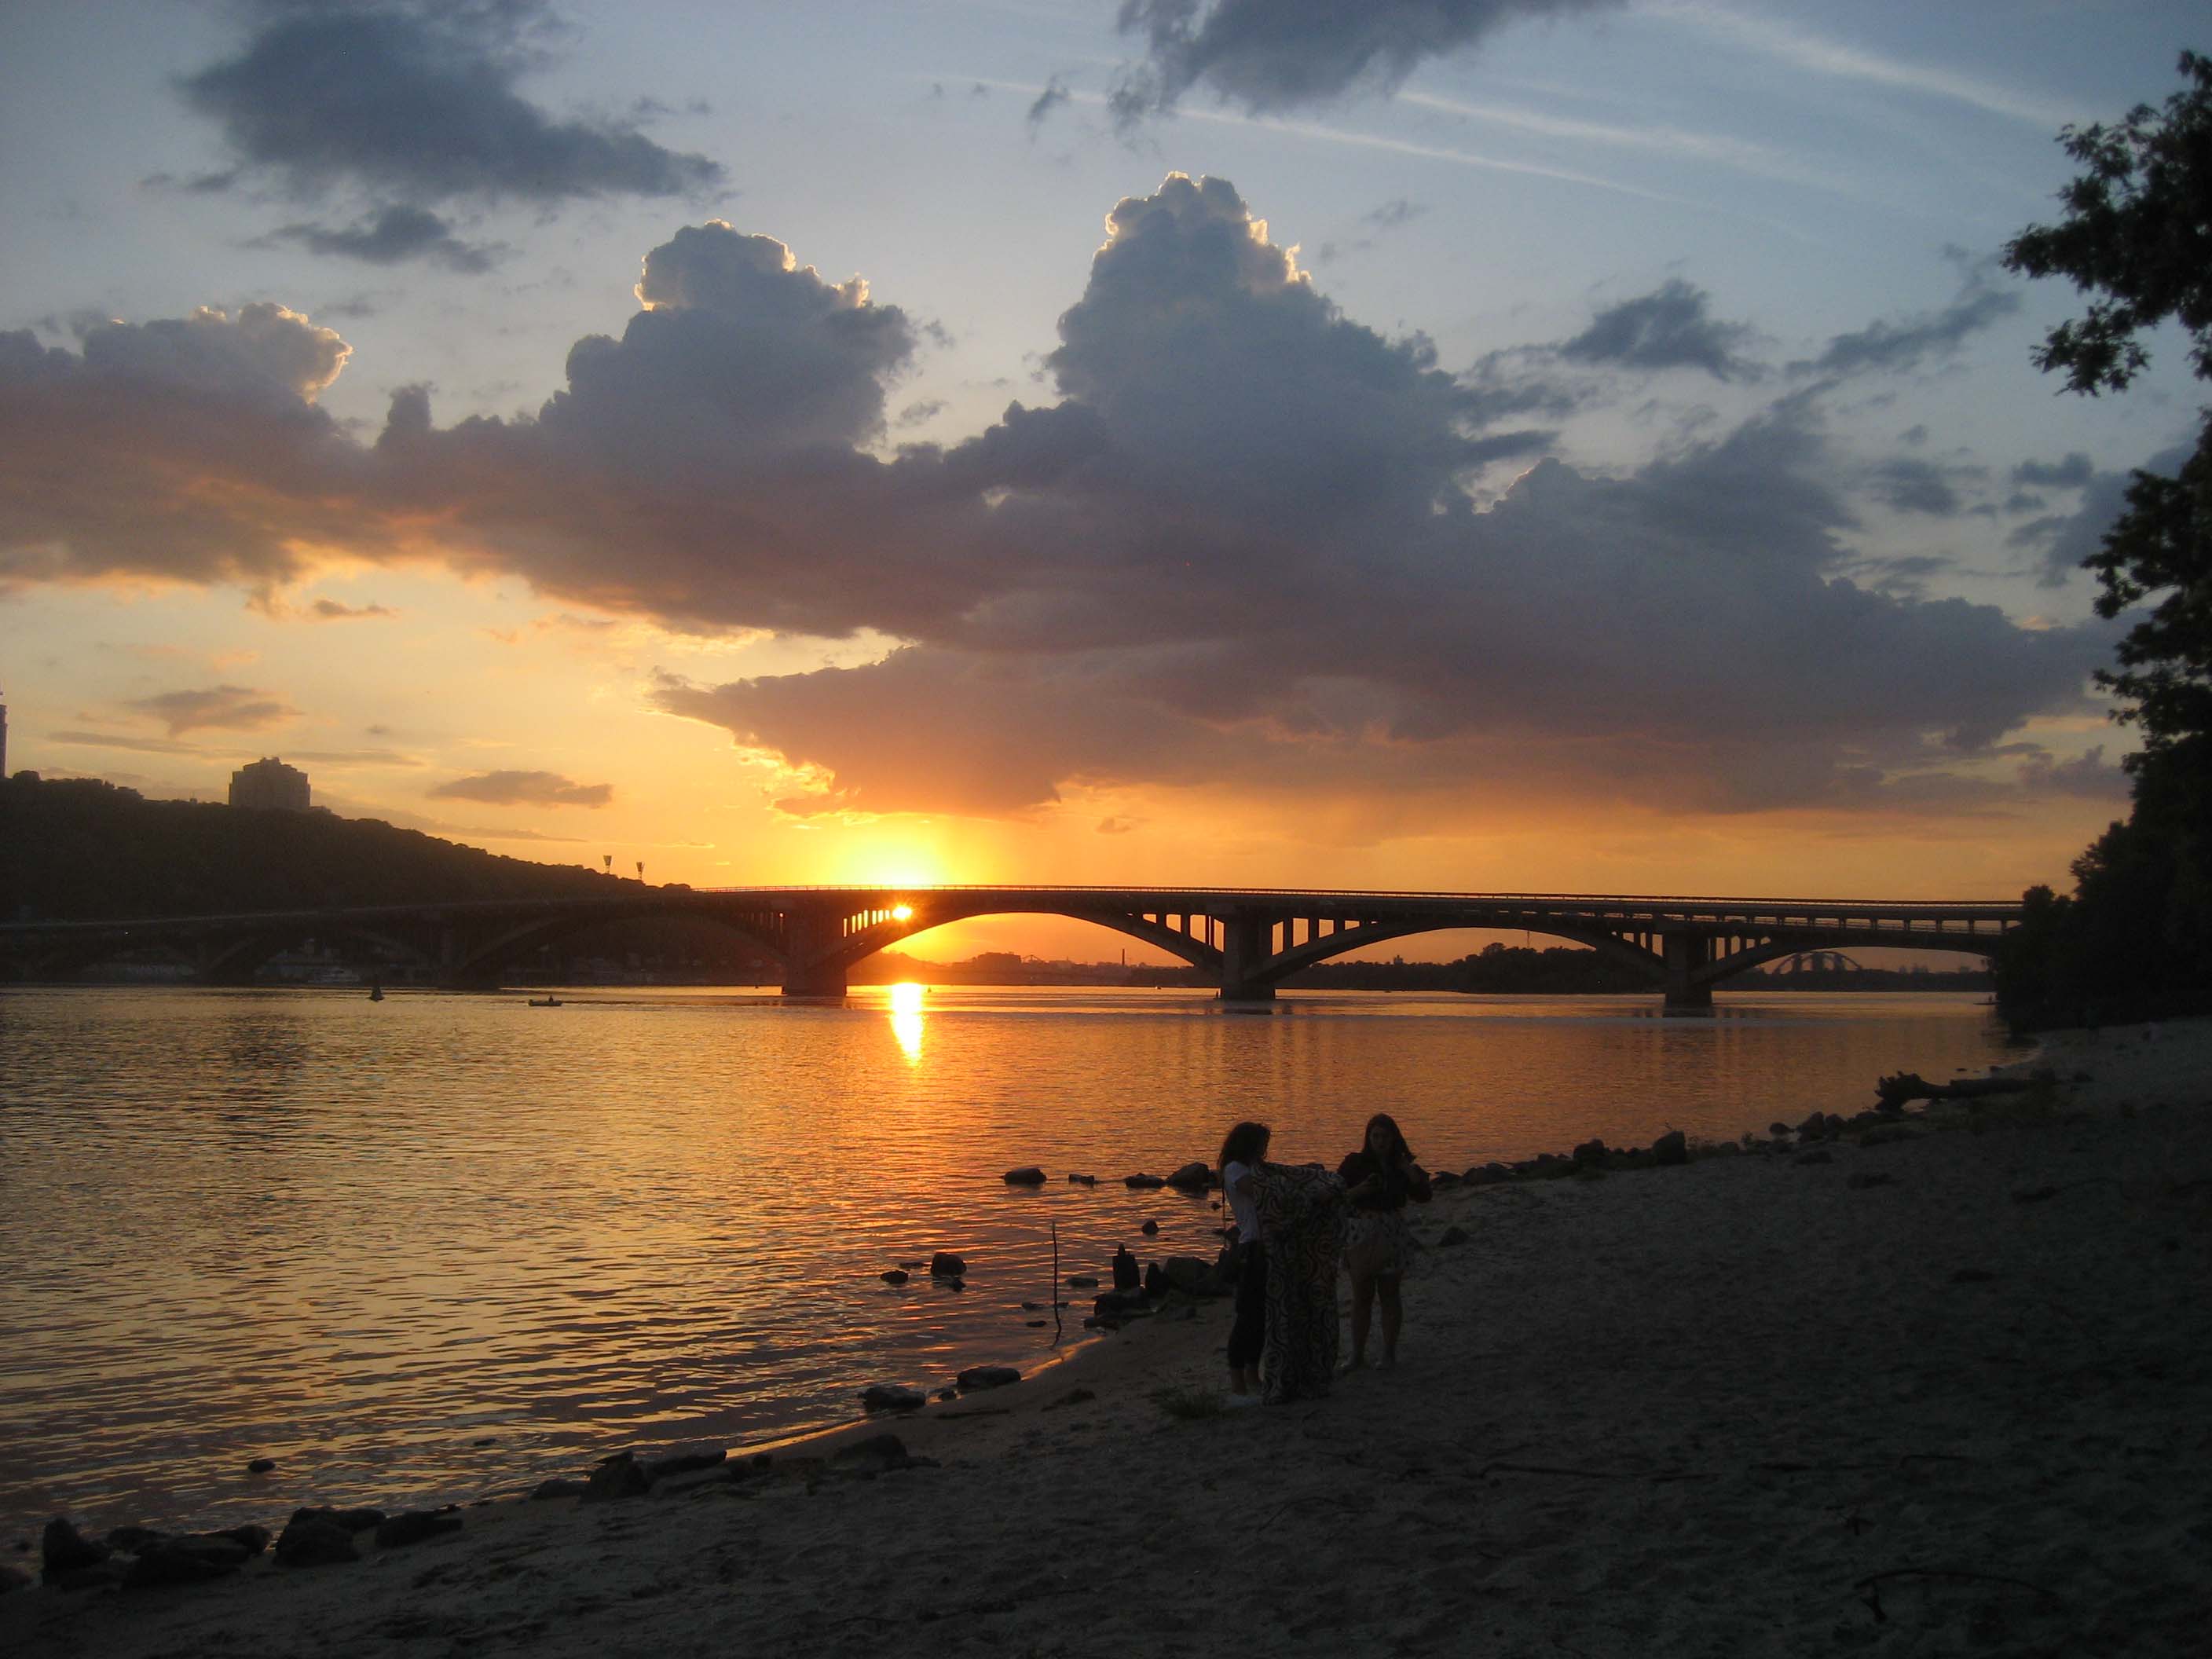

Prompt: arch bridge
[{"left": 0, "top": 886, "right": 2023, "bottom": 1013}]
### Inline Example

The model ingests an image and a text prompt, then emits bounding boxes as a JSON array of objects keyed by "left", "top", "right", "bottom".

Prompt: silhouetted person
[
  {"left": 1339, "top": 1112, "right": 1430, "bottom": 1369},
  {"left": 1143, "top": 1259, "right": 1166, "bottom": 1297},
  {"left": 1218, "top": 1119, "right": 1271, "bottom": 1402}
]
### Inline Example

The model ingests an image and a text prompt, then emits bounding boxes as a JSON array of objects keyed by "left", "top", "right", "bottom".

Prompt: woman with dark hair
[
  {"left": 1218, "top": 1120, "right": 1271, "bottom": 1401},
  {"left": 1337, "top": 1112, "right": 1430, "bottom": 1371}
]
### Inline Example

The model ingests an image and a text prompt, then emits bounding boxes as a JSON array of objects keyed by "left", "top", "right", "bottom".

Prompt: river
[{"left": 0, "top": 983, "right": 2013, "bottom": 1543}]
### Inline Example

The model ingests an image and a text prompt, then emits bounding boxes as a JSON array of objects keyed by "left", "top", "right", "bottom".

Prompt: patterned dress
[{"left": 1249, "top": 1161, "right": 1349, "bottom": 1403}]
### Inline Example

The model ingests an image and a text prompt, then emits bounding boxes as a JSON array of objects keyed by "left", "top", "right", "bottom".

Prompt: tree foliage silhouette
[{"left": 1998, "top": 49, "right": 2212, "bottom": 1024}]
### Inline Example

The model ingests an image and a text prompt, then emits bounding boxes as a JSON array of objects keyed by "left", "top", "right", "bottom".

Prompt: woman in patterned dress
[{"left": 1247, "top": 1158, "right": 1349, "bottom": 1403}]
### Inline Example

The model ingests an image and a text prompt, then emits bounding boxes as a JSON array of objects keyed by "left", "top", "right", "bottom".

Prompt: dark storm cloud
[
  {"left": 1109, "top": 0, "right": 1623, "bottom": 122},
  {"left": 2005, "top": 441, "right": 2190, "bottom": 586},
  {"left": 1842, "top": 552, "right": 1950, "bottom": 600},
  {"left": 1558, "top": 280, "right": 1760, "bottom": 381},
  {"left": 2015, "top": 745, "right": 2126, "bottom": 800},
  {"left": 0, "top": 176, "right": 2110, "bottom": 826},
  {"left": 1868, "top": 456, "right": 1962, "bottom": 515},
  {"left": 1791, "top": 264, "right": 2020, "bottom": 379},
  {"left": 2012, "top": 452, "right": 2094, "bottom": 489},
  {"left": 269, "top": 205, "right": 501, "bottom": 272},
  {"left": 126, "top": 684, "right": 298, "bottom": 737},
  {"left": 181, "top": 2, "right": 723, "bottom": 205},
  {"left": 427, "top": 769, "right": 612, "bottom": 808}
]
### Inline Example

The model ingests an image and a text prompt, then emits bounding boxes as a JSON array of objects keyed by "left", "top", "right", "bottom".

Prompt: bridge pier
[
  {"left": 1661, "top": 932, "right": 1715, "bottom": 1016},
  {"left": 1218, "top": 914, "right": 1276, "bottom": 1002},
  {"left": 781, "top": 908, "right": 847, "bottom": 998}
]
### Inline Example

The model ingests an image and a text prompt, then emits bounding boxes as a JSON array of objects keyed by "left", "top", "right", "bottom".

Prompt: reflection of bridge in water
[{"left": 2, "top": 887, "right": 2023, "bottom": 1013}]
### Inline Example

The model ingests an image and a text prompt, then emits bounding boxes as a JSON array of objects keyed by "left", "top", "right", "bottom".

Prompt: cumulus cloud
[
  {"left": 181, "top": 1, "right": 723, "bottom": 205},
  {"left": 1558, "top": 280, "right": 1760, "bottom": 381},
  {"left": 126, "top": 684, "right": 298, "bottom": 737},
  {"left": 0, "top": 174, "right": 2112, "bottom": 829},
  {"left": 427, "top": 769, "right": 613, "bottom": 808},
  {"left": 1109, "top": 0, "right": 1623, "bottom": 122},
  {"left": 1792, "top": 261, "right": 2019, "bottom": 379},
  {"left": 269, "top": 205, "right": 500, "bottom": 271},
  {"left": 0, "top": 306, "right": 353, "bottom": 591}
]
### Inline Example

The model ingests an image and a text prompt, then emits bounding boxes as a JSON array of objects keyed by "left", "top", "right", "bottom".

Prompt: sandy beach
[{"left": 7, "top": 1018, "right": 2209, "bottom": 1657}]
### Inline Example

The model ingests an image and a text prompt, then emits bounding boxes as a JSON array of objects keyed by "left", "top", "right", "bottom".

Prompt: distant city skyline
[{"left": 2, "top": 2, "right": 2202, "bottom": 960}]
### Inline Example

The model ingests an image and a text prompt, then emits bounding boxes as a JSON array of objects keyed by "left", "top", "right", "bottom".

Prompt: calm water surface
[{"left": 0, "top": 984, "right": 2012, "bottom": 1541}]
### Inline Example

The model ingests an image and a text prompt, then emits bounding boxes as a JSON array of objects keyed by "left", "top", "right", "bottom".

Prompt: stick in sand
[{"left": 1052, "top": 1220, "right": 1063, "bottom": 1340}]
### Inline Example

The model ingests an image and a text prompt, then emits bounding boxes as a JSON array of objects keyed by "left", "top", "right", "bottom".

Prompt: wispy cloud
[
  {"left": 428, "top": 769, "right": 613, "bottom": 808},
  {"left": 49, "top": 730, "right": 208, "bottom": 756},
  {"left": 1397, "top": 91, "right": 1861, "bottom": 195},
  {"left": 962, "top": 77, "right": 1725, "bottom": 213},
  {"left": 125, "top": 683, "right": 298, "bottom": 737},
  {"left": 1649, "top": 4, "right": 2086, "bottom": 129}
]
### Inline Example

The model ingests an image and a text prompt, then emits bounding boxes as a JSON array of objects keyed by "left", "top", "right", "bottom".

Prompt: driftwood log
[{"left": 1876, "top": 1071, "right": 2038, "bottom": 1109}]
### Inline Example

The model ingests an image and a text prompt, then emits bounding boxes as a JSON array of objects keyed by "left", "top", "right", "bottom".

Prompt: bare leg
[
  {"left": 1376, "top": 1274, "right": 1403, "bottom": 1366},
  {"left": 1348, "top": 1272, "right": 1374, "bottom": 1368}
]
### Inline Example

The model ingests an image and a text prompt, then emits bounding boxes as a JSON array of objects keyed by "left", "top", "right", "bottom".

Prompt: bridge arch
[
  {"left": 1683, "top": 932, "right": 1996, "bottom": 991},
  {"left": 1238, "top": 919, "right": 1668, "bottom": 991},
  {"left": 445, "top": 900, "right": 788, "bottom": 987},
  {"left": 813, "top": 900, "right": 1223, "bottom": 985},
  {"left": 197, "top": 923, "right": 434, "bottom": 986}
]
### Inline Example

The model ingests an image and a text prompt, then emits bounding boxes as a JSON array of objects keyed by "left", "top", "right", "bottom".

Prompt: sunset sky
[{"left": 2, "top": 1, "right": 2203, "bottom": 961}]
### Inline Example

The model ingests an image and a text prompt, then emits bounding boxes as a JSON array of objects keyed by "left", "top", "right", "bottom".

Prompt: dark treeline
[
  {"left": 1298, "top": 945, "right": 1654, "bottom": 994},
  {"left": 2, "top": 775, "right": 613, "bottom": 921},
  {"left": 1994, "top": 54, "right": 2212, "bottom": 1029},
  {"left": 1132, "top": 943, "right": 1986, "bottom": 995},
  {"left": 1127, "top": 944, "right": 1647, "bottom": 993}
]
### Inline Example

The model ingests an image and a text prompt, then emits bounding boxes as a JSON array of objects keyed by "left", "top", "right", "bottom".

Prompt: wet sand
[{"left": 8, "top": 1018, "right": 2210, "bottom": 1657}]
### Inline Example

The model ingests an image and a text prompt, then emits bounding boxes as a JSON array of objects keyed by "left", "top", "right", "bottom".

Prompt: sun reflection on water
[{"left": 888, "top": 981, "right": 925, "bottom": 1063}]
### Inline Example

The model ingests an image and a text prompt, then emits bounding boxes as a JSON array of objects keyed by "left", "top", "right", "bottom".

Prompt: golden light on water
[{"left": 888, "top": 980, "right": 925, "bottom": 1063}]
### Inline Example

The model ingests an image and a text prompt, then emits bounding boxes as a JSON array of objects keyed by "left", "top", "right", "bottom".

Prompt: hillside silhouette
[{"left": 3, "top": 775, "right": 613, "bottom": 921}]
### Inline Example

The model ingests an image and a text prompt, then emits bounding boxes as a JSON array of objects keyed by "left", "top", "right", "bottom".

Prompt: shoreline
[{"left": 9, "top": 1017, "right": 2208, "bottom": 1656}]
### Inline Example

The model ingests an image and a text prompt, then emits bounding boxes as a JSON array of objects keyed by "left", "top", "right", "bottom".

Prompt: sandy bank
[{"left": 9, "top": 1020, "right": 2210, "bottom": 1657}]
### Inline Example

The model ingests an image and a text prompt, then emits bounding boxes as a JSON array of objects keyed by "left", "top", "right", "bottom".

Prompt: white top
[{"left": 1223, "top": 1159, "right": 1260, "bottom": 1243}]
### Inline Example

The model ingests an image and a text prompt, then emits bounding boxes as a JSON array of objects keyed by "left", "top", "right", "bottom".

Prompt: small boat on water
[{"left": 527, "top": 995, "right": 563, "bottom": 1008}]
